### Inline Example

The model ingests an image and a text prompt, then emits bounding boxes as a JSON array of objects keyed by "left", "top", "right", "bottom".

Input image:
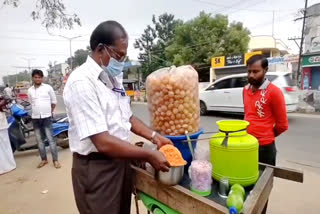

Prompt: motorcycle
[{"left": 7, "top": 100, "right": 69, "bottom": 153}]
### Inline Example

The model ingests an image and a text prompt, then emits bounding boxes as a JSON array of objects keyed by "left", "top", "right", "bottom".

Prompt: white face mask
[
  {"left": 100, "top": 47, "right": 125, "bottom": 77},
  {"left": 99, "top": 65, "right": 124, "bottom": 89}
]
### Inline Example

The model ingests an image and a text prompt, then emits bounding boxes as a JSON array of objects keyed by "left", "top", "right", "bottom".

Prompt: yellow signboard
[
  {"left": 211, "top": 56, "right": 225, "bottom": 68},
  {"left": 244, "top": 51, "right": 262, "bottom": 65},
  {"left": 212, "top": 51, "right": 262, "bottom": 68}
]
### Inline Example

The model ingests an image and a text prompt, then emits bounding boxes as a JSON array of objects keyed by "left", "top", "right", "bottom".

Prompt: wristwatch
[{"left": 150, "top": 131, "right": 157, "bottom": 143}]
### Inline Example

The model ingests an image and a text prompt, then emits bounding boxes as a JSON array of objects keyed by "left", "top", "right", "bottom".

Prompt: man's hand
[
  {"left": 153, "top": 133, "right": 173, "bottom": 149},
  {"left": 147, "top": 150, "right": 170, "bottom": 172}
]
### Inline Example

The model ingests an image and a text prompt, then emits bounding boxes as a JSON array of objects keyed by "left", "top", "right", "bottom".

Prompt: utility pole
[
  {"left": 296, "top": 0, "right": 308, "bottom": 88},
  {"left": 21, "top": 57, "right": 35, "bottom": 83},
  {"left": 288, "top": 37, "right": 302, "bottom": 49},
  {"left": 21, "top": 57, "right": 35, "bottom": 72},
  {"left": 272, "top": 10, "right": 275, "bottom": 37},
  {"left": 59, "top": 35, "right": 82, "bottom": 70}
]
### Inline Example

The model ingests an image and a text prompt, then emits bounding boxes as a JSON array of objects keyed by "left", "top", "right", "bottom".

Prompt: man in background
[
  {"left": 243, "top": 54, "right": 288, "bottom": 213},
  {"left": 28, "top": 69, "right": 60, "bottom": 169},
  {"left": 4, "top": 84, "right": 13, "bottom": 99}
]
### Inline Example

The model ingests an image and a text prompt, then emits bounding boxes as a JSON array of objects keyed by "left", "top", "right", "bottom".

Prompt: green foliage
[
  {"left": 3, "top": 0, "right": 81, "bottom": 29},
  {"left": 66, "top": 46, "right": 91, "bottom": 68},
  {"left": 134, "top": 13, "right": 182, "bottom": 78},
  {"left": 2, "top": 70, "right": 30, "bottom": 86},
  {"left": 166, "top": 12, "right": 250, "bottom": 66}
]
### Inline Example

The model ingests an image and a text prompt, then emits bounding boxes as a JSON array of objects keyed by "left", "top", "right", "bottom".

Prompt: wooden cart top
[{"left": 133, "top": 163, "right": 303, "bottom": 214}]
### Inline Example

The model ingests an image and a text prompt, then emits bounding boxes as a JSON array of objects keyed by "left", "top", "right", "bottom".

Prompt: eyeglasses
[{"left": 104, "top": 45, "right": 127, "bottom": 62}]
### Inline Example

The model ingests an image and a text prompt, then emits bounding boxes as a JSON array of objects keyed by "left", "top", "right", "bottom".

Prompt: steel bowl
[{"left": 157, "top": 166, "right": 184, "bottom": 186}]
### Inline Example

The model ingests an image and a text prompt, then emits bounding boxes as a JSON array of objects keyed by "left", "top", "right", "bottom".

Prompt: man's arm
[
  {"left": 48, "top": 86, "right": 57, "bottom": 113},
  {"left": 90, "top": 132, "right": 170, "bottom": 171},
  {"left": 271, "top": 88, "right": 288, "bottom": 137},
  {"left": 51, "top": 104, "right": 56, "bottom": 113},
  {"left": 130, "top": 116, "right": 173, "bottom": 148}
]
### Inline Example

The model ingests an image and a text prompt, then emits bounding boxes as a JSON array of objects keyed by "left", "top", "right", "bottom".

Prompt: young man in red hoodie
[{"left": 243, "top": 54, "right": 288, "bottom": 213}]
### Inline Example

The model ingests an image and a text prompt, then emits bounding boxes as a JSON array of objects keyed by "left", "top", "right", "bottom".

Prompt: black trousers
[
  {"left": 259, "top": 143, "right": 277, "bottom": 166},
  {"left": 72, "top": 153, "right": 133, "bottom": 214},
  {"left": 259, "top": 143, "right": 277, "bottom": 214}
]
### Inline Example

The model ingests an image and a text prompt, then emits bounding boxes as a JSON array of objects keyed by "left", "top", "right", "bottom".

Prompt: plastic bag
[
  {"left": 146, "top": 65, "right": 200, "bottom": 136},
  {"left": 188, "top": 160, "right": 212, "bottom": 192},
  {"left": 194, "top": 143, "right": 210, "bottom": 161}
]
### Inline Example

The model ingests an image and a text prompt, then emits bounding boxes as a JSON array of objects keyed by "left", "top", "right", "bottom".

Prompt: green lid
[{"left": 190, "top": 186, "right": 211, "bottom": 197}]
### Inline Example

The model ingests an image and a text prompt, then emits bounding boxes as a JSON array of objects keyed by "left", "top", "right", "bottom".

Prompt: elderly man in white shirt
[
  {"left": 63, "top": 21, "right": 172, "bottom": 214},
  {"left": 28, "top": 69, "right": 60, "bottom": 169}
]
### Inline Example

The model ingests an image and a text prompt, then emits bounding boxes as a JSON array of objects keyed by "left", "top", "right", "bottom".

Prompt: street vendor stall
[
  {"left": 136, "top": 65, "right": 304, "bottom": 214},
  {"left": 133, "top": 162, "right": 303, "bottom": 214}
]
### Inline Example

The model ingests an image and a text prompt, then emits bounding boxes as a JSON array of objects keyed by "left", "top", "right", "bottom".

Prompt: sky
[{"left": 0, "top": 0, "right": 319, "bottom": 85}]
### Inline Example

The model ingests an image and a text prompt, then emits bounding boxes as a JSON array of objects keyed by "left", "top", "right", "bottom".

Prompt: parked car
[
  {"left": 199, "top": 72, "right": 299, "bottom": 115},
  {"left": 199, "top": 82, "right": 210, "bottom": 92}
]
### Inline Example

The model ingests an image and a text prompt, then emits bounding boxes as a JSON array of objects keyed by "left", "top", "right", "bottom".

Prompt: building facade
[
  {"left": 302, "top": 3, "right": 320, "bottom": 90},
  {"left": 210, "top": 36, "right": 297, "bottom": 82}
]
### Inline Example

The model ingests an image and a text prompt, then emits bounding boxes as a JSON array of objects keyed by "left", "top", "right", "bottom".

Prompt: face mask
[{"left": 101, "top": 47, "right": 125, "bottom": 77}]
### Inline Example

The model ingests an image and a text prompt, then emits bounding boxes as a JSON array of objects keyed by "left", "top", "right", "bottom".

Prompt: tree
[
  {"left": 66, "top": 46, "right": 91, "bottom": 68},
  {"left": 2, "top": 70, "right": 30, "bottom": 86},
  {"left": 2, "top": 0, "right": 81, "bottom": 29},
  {"left": 134, "top": 13, "right": 182, "bottom": 78},
  {"left": 165, "top": 12, "right": 250, "bottom": 66}
]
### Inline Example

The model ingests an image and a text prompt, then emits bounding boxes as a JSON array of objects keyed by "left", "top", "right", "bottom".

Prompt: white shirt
[
  {"left": 63, "top": 56, "right": 132, "bottom": 155},
  {"left": 28, "top": 83, "right": 57, "bottom": 119},
  {"left": 3, "top": 87, "right": 13, "bottom": 98},
  {"left": 0, "top": 112, "right": 8, "bottom": 130}
]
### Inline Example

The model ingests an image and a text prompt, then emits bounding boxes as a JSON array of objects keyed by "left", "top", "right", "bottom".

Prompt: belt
[
  {"left": 73, "top": 152, "right": 110, "bottom": 161},
  {"left": 219, "top": 128, "right": 247, "bottom": 147}
]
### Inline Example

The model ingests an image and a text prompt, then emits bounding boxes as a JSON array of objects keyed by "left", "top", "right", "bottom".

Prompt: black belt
[
  {"left": 219, "top": 128, "right": 247, "bottom": 147},
  {"left": 73, "top": 152, "right": 110, "bottom": 160}
]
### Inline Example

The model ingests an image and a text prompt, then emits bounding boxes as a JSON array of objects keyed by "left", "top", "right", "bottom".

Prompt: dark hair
[
  {"left": 6, "top": 84, "right": 8, "bottom": 87},
  {"left": 32, "top": 69, "right": 44, "bottom": 77},
  {"left": 247, "top": 54, "right": 268, "bottom": 69},
  {"left": 90, "top": 20, "right": 127, "bottom": 51}
]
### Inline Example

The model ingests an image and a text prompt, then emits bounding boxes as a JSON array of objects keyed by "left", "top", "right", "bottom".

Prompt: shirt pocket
[
  {"left": 39, "top": 90, "right": 50, "bottom": 100},
  {"left": 119, "top": 96, "right": 132, "bottom": 122}
]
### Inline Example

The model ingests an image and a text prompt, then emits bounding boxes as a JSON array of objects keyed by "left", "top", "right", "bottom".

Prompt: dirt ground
[{"left": 0, "top": 134, "right": 319, "bottom": 214}]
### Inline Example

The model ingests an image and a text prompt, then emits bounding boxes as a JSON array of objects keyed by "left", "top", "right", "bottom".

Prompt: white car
[{"left": 199, "top": 72, "right": 299, "bottom": 115}]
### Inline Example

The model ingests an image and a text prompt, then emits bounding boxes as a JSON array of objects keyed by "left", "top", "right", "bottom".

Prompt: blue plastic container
[{"left": 165, "top": 129, "right": 203, "bottom": 168}]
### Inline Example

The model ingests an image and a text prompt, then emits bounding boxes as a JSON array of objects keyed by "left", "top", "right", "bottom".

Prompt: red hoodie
[{"left": 243, "top": 80, "right": 288, "bottom": 146}]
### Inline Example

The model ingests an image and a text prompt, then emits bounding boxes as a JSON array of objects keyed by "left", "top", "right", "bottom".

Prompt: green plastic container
[
  {"left": 210, "top": 120, "right": 259, "bottom": 187},
  {"left": 139, "top": 192, "right": 180, "bottom": 214}
]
